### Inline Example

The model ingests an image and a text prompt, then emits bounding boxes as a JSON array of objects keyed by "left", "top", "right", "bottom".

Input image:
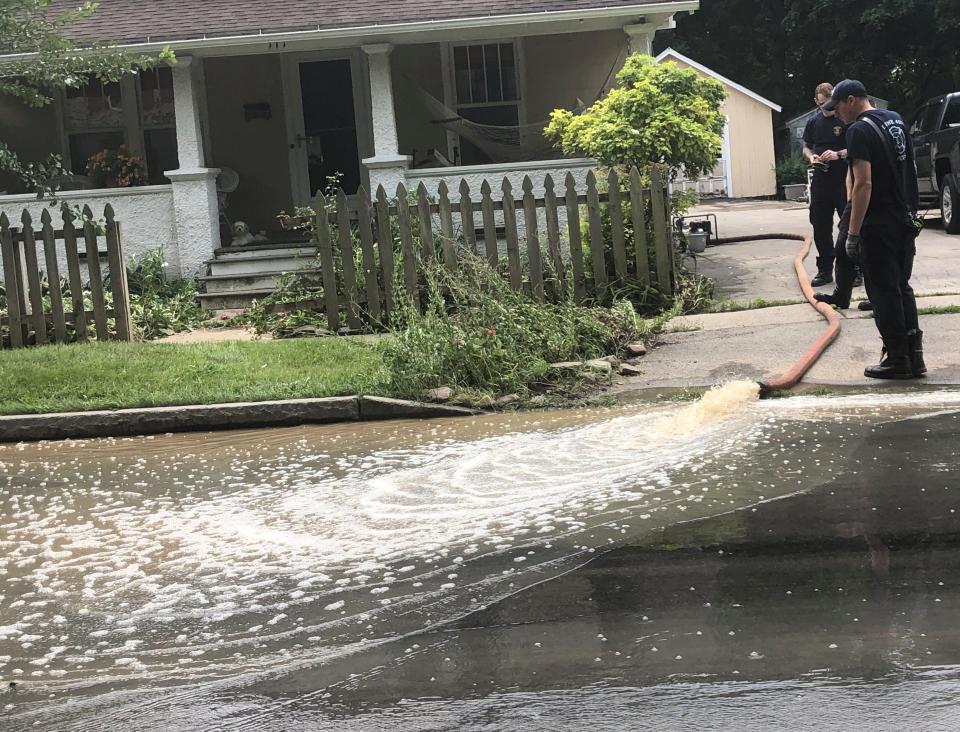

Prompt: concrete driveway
[{"left": 617, "top": 200, "right": 960, "bottom": 391}]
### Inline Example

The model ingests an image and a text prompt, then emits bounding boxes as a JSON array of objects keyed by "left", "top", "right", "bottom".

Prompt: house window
[
  {"left": 452, "top": 41, "right": 521, "bottom": 165},
  {"left": 61, "top": 71, "right": 179, "bottom": 184},
  {"left": 139, "top": 68, "right": 179, "bottom": 184},
  {"left": 63, "top": 79, "right": 127, "bottom": 175}
]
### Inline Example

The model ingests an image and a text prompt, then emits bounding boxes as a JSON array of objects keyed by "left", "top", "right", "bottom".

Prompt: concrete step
[
  {"left": 200, "top": 269, "right": 321, "bottom": 294},
  {"left": 198, "top": 287, "right": 278, "bottom": 311},
  {"left": 208, "top": 252, "right": 319, "bottom": 276},
  {"left": 214, "top": 244, "right": 317, "bottom": 260}
]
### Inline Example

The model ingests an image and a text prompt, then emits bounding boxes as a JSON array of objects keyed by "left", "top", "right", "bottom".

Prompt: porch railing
[
  {"left": 1, "top": 205, "right": 133, "bottom": 349},
  {"left": 299, "top": 166, "right": 674, "bottom": 333}
]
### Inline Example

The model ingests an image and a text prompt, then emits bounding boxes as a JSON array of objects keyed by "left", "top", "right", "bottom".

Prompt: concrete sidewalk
[{"left": 618, "top": 200, "right": 960, "bottom": 391}]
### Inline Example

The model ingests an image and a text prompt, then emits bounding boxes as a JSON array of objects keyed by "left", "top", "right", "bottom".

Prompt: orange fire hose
[{"left": 756, "top": 234, "right": 841, "bottom": 396}]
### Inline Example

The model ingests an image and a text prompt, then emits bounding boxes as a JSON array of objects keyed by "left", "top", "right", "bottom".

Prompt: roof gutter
[{"left": 0, "top": 1, "right": 699, "bottom": 60}]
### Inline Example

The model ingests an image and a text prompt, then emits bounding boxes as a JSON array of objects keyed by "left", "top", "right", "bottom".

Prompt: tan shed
[{"left": 656, "top": 48, "right": 781, "bottom": 198}]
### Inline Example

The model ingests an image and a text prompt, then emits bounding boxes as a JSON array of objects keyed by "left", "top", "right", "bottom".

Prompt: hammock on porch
[{"left": 413, "top": 85, "right": 585, "bottom": 164}]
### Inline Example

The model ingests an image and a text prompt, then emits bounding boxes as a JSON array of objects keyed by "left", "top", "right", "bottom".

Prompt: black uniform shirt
[
  {"left": 803, "top": 111, "right": 848, "bottom": 188},
  {"left": 846, "top": 108, "right": 919, "bottom": 227}
]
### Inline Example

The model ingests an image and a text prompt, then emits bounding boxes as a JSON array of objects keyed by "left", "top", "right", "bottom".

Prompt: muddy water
[{"left": 2, "top": 384, "right": 960, "bottom": 730}]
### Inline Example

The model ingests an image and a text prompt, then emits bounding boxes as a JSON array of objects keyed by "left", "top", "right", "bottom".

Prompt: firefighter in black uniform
[{"left": 802, "top": 82, "right": 850, "bottom": 286}]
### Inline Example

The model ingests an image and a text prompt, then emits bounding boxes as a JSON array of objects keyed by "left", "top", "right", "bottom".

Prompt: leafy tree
[
  {"left": 658, "top": 0, "right": 960, "bottom": 126},
  {"left": 545, "top": 54, "right": 727, "bottom": 180},
  {"left": 0, "top": 0, "right": 172, "bottom": 195}
]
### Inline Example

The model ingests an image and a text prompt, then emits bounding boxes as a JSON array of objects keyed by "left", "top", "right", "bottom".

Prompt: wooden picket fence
[
  {"left": 0, "top": 204, "right": 132, "bottom": 349},
  {"left": 304, "top": 165, "right": 673, "bottom": 333}
]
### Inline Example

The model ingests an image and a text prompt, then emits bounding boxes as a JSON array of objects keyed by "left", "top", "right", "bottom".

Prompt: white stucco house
[{"left": 0, "top": 0, "right": 700, "bottom": 279}]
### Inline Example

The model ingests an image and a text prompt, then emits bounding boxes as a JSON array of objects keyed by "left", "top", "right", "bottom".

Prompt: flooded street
[{"left": 2, "top": 385, "right": 960, "bottom": 730}]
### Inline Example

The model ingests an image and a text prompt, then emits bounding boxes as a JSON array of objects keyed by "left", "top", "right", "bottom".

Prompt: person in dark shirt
[
  {"left": 822, "top": 79, "right": 925, "bottom": 379},
  {"left": 802, "top": 82, "right": 849, "bottom": 286}
]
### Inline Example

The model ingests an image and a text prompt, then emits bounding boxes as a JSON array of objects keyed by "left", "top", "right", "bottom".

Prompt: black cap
[{"left": 822, "top": 79, "right": 868, "bottom": 111}]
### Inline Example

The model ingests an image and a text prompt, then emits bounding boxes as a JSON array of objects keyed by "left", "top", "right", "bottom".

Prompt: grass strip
[{"left": 0, "top": 339, "right": 389, "bottom": 415}]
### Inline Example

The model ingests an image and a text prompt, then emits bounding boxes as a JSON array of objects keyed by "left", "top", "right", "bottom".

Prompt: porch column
[
  {"left": 164, "top": 55, "right": 221, "bottom": 277},
  {"left": 361, "top": 44, "right": 412, "bottom": 196},
  {"left": 624, "top": 17, "right": 676, "bottom": 55}
]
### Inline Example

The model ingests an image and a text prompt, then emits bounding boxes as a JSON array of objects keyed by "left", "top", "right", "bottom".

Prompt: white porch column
[
  {"left": 361, "top": 44, "right": 412, "bottom": 195},
  {"left": 164, "top": 55, "right": 221, "bottom": 277},
  {"left": 624, "top": 17, "right": 676, "bottom": 55}
]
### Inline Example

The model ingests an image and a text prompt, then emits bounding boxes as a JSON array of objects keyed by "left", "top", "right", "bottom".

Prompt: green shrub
[
  {"left": 380, "top": 254, "right": 657, "bottom": 400},
  {"left": 774, "top": 155, "right": 810, "bottom": 188},
  {"left": 124, "top": 248, "right": 206, "bottom": 339}
]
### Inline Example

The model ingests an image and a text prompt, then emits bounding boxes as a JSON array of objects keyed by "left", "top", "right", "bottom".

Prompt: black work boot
[
  {"left": 858, "top": 299, "right": 874, "bottom": 311},
  {"left": 864, "top": 337, "right": 915, "bottom": 380},
  {"left": 907, "top": 329, "right": 927, "bottom": 376},
  {"left": 814, "top": 289, "right": 850, "bottom": 308},
  {"left": 811, "top": 270, "right": 834, "bottom": 287}
]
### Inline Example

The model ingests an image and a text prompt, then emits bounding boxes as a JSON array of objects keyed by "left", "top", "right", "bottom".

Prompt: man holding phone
[{"left": 802, "top": 82, "right": 850, "bottom": 287}]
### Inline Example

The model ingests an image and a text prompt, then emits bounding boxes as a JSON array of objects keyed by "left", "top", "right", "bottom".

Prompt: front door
[{"left": 295, "top": 59, "right": 362, "bottom": 198}]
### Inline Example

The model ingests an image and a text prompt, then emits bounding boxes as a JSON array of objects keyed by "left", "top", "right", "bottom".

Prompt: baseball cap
[{"left": 822, "top": 79, "right": 868, "bottom": 111}]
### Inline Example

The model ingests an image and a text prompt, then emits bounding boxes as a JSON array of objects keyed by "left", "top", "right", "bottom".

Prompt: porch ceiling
[{"left": 45, "top": 0, "right": 696, "bottom": 48}]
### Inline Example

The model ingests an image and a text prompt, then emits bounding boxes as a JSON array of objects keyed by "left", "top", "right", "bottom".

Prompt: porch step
[
  {"left": 214, "top": 243, "right": 317, "bottom": 259},
  {"left": 207, "top": 251, "right": 319, "bottom": 276},
  {"left": 200, "top": 268, "right": 321, "bottom": 294},
  {"left": 198, "top": 287, "right": 279, "bottom": 311}
]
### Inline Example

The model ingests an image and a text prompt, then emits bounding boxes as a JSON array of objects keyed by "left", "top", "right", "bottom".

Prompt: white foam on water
[{"left": 6, "top": 381, "right": 951, "bottom": 700}]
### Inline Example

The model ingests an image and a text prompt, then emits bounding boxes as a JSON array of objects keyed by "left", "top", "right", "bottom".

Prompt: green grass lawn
[{"left": 0, "top": 339, "right": 390, "bottom": 415}]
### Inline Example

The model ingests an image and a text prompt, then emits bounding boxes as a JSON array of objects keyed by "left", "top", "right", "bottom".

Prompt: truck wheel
[{"left": 943, "top": 175, "right": 960, "bottom": 235}]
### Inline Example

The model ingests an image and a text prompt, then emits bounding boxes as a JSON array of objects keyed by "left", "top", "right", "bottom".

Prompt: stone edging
[{"left": 0, "top": 396, "right": 480, "bottom": 443}]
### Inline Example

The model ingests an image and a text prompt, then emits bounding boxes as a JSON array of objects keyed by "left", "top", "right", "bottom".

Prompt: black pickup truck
[{"left": 910, "top": 92, "right": 960, "bottom": 234}]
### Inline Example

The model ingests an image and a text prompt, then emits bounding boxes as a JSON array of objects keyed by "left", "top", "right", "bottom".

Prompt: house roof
[
  {"left": 655, "top": 48, "right": 782, "bottom": 113},
  {"left": 46, "top": 0, "right": 695, "bottom": 46}
]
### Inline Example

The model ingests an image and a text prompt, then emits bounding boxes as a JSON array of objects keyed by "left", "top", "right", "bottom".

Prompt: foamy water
[{"left": 2, "top": 382, "right": 959, "bottom": 720}]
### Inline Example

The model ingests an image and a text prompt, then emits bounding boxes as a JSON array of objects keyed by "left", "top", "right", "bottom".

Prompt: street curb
[{"left": 0, "top": 396, "right": 481, "bottom": 443}]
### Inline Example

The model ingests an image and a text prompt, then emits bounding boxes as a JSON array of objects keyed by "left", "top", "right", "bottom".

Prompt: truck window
[
  {"left": 910, "top": 104, "right": 933, "bottom": 135},
  {"left": 944, "top": 97, "right": 960, "bottom": 128}
]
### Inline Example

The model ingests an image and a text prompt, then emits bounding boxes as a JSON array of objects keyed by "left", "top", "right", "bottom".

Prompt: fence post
[
  {"left": 479, "top": 180, "right": 499, "bottom": 269},
  {"left": 103, "top": 205, "right": 132, "bottom": 341},
  {"left": 335, "top": 189, "right": 362, "bottom": 331},
  {"left": 415, "top": 183, "right": 436, "bottom": 266},
  {"left": 543, "top": 175, "right": 565, "bottom": 297},
  {"left": 356, "top": 186, "right": 382, "bottom": 324},
  {"left": 564, "top": 173, "right": 587, "bottom": 303},
  {"left": 81, "top": 205, "right": 109, "bottom": 340},
  {"left": 437, "top": 181, "right": 457, "bottom": 271},
  {"left": 39, "top": 210, "right": 68, "bottom": 343},
  {"left": 629, "top": 166, "right": 651, "bottom": 288},
  {"left": 61, "top": 206, "right": 87, "bottom": 342},
  {"left": 374, "top": 186, "right": 395, "bottom": 323},
  {"left": 585, "top": 170, "right": 607, "bottom": 298},
  {"left": 607, "top": 168, "right": 628, "bottom": 281},
  {"left": 0, "top": 213, "right": 25, "bottom": 347},
  {"left": 458, "top": 180, "right": 476, "bottom": 255},
  {"left": 314, "top": 193, "right": 340, "bottom": 334},
  {"left": 501, "top": 178, "right": 522, "bottom": 291},
  {"left": 649, "top": 167, "right": 672, "bottom": 294},
  {"left": 20, "top": 210, "right": 47, "bottom": 345},
  {"left": 521, "top": 176, "right": 544, "bottom": 302},
  {"left": 395, "top": 182, "right": 419, "bottom": 307}
]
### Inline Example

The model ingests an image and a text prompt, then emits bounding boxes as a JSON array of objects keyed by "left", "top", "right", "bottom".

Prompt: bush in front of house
[
  {"left": 380, "top": 252, "right": 665, "bottom": 402},
  {"left": 774, "top": 154, "right": 810, "bottom": 188}
]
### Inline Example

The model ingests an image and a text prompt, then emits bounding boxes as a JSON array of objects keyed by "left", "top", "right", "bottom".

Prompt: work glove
[{"left": 845, "top": 232, "right": 861, "bottom": 262}]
